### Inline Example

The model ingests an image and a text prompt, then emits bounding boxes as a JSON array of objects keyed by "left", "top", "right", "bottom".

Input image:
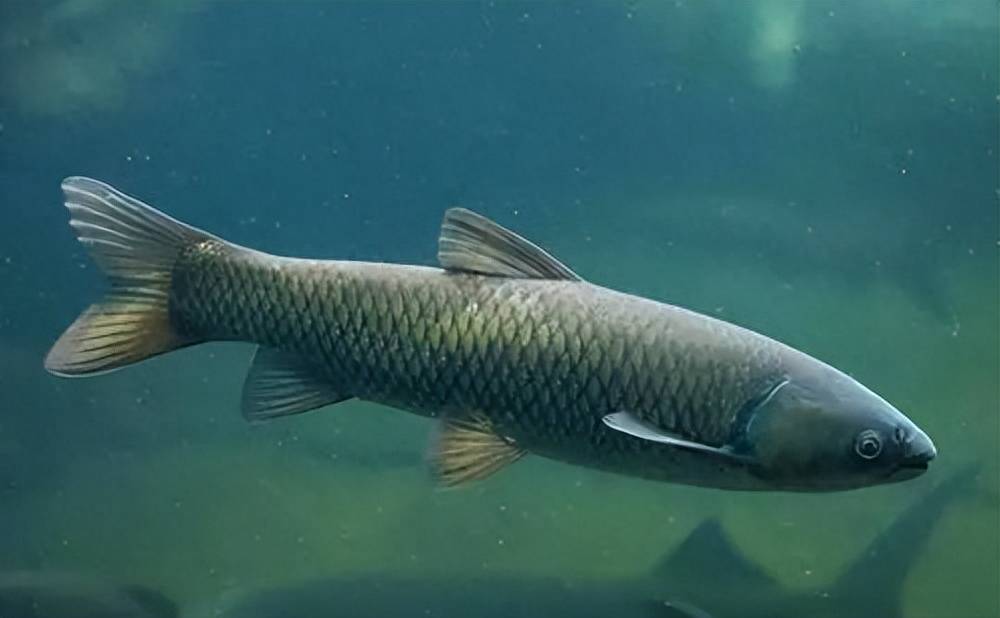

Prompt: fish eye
[{"left": 854, "top": 430, "right": 882, "bottom": 460}]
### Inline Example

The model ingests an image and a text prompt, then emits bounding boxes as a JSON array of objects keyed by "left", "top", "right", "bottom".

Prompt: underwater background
[{"left": 0, "top": 1, "right": 997, "bottom": 616}]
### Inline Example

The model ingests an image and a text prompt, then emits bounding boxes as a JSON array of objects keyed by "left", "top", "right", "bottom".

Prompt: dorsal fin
[
  {"left": 652, "top": 519, "right": 778, "bottom": 590},
  {"left": 437, "top": 208, "right": 582, "bottom": 281}
]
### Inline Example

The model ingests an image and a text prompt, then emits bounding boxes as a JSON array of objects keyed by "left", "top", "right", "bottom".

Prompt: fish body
[
  {"left": 45, "top": 177, "right": 935, "bottom": 491},
  {"left": 172, "top": 242, "right": 781, "bottom": 488}
]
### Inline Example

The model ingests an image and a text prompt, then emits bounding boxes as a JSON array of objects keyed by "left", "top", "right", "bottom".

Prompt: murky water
[{"left": 0, "top": 2, "right": 997, "bottom": 617}]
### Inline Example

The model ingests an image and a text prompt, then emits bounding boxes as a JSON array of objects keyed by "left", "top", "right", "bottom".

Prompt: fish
[
  {"left": 200, "top": 467, "right": 974, "bottom": 618},
  {"left": 45, "top": 177, "right": 935, "bottom": 491},
  {"left": 651, "top": 465, "right": 978, "bottom": 617},
  {"left": 0, "top": 571, "right": 176, "bottom": 618}
]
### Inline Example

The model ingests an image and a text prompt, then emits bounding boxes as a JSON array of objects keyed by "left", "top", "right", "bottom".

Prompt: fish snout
[{"left": 901, "top": 427, "right": 937, "bottom": 470}]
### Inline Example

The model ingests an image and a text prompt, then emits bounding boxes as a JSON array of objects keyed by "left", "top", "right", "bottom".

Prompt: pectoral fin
[
  {"left": 430, "top": 413, "right": 525, "bottom": 487},
  {"left": 242, "top": 347, "right": 352, "bottom": 422},
  {"left": 602, "top": 411, "right": 752, "bottom": 463}
]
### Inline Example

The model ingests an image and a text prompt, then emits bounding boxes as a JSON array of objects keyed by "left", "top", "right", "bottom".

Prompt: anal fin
[
  {"left": 431, "top": 413, "right": 525, "bottom": 487},
  {"left": 242, "top": 346, "right": 352, "bottom": 422}
]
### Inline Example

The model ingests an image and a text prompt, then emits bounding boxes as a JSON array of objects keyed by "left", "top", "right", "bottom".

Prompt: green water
[{"left": 0, "top": 2, "right": 996, "bottom": 617}]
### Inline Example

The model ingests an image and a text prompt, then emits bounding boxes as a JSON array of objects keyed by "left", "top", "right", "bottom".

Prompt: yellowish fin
[
  {"left": 45, "top": 177, "right": 210, "bottom": 376},
  {"left": 430, "top": 413, "right": 525, "bottom": 487}
]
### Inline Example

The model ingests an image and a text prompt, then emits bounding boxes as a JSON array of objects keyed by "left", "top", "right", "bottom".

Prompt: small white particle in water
[
  {"left": 806, "top": 226, "right": 813, "bottom": 234},
  {"left": 125, "top": 155, "right": 132, "bottom": 162},
  {"left": 499, "top": 504, "right": 507, "bottom": 512},
  {"left": 513, "top": 209, "right": 519, "bottom": 215},
  {"left": 945, "top": 224, "right": 952, "bottom": 232},
  {"left": 497, "top": 538, "right": 504, "bottom": 545},
  {"left": 805, "top": 569, "right": 813, "bottom": 576},
  {"left": 900, "top": 168, "right": 907, "bottom": 175},
  {"left": 61, "top": 539, "right": 69, "bottom": 546},
  {"left": 968, "top": 248, "right": 975, "bottom": 255},
  {"left": 296, "top": 536, "right": 305, "bottom": 544},
  {"left": 265, "top": 128, "right": 272, "bottom": 136},
  {"left": 275, "top": 221, "right": 281, "bottom": 229}
]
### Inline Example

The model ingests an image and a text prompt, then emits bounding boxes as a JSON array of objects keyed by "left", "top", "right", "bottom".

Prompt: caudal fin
[{"left": 45, "top": 177, "right": 212, "bottom": 377}]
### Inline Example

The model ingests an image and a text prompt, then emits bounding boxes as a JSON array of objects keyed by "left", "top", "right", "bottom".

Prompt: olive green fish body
[
  {"left": 46, "top": 177, "right": 936, "bottom": 491},
  {"left": 170, "top": 239, "right": 783, "bottom": 484}
]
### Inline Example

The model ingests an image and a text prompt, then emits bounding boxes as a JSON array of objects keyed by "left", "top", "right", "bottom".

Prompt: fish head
[{"left": 743, "top": 352, "right": 936, "bottom": 491}]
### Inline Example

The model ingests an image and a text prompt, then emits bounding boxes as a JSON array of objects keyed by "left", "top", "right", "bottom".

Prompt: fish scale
[
  {"left": 169, "top": 238, "right": 780, "bottom": 472},
  {"left": 45, "top": 177, "right": 938, "bottom": 491}
]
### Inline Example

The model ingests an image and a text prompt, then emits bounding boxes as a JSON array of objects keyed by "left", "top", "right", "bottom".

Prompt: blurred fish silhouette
[
  {"left": 204, "top": 466, "right": 974, "bottom": 618},
  {"left": 0, "top": 571, "right": 176, "bottom": 618}
]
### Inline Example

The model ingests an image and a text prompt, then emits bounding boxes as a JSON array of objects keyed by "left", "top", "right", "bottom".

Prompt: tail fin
[
  {"left": 830, "top": 464, "right": 978, "bottom": 615},
  {"left": 45, "top": 177, "right": 212, "bottom": 376}
]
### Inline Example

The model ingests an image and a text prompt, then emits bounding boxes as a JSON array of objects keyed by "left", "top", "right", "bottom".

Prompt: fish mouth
[{"left": 898, "top": 426, "right": 936, "bottom": 473}]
